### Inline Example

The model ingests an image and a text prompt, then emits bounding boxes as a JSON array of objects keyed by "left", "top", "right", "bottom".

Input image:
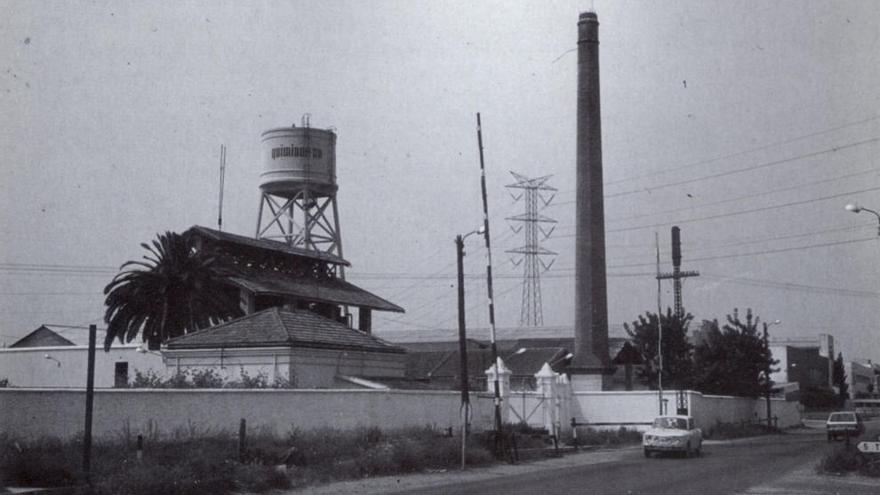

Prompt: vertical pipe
[
  {"left": 476, "top": 113, "right": 503, "bottom": 439},
  {"left": 83, "top": 324, "right": 96, "bottom": 484}
]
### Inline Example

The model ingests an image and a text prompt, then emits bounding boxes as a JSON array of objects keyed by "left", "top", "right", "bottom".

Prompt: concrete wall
[
  {"left": 568, "top": 390, "right": 801, "bottom": 432},
  {"left": 0, "top": 346, "right": 165, "bottom": 388},
  {"left": 0, "top": 388, "right": 492, "bottom": 441}
]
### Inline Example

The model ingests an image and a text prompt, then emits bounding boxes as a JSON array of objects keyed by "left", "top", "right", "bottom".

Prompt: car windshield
[
  {"left": 653, "top": 417, "right": 687, "bottom": 430},
  {"left": 829, "top": 413, "right": 856, "bottom": 422}
]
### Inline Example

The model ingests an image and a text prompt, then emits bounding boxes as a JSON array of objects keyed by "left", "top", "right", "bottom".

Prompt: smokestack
[{"left": 571, "top": 11, "right": 610, "bottom": 376}]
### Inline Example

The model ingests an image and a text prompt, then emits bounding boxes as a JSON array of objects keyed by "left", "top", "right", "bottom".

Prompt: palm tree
[{"left": 103, "top": 231, "right": 241, "bottom": 351}]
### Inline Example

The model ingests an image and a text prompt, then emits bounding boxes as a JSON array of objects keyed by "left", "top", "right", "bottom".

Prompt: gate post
[
  {"left": 535, "top": 363, "right": 558, "bottom": 435},
  {"left": 485, "top": 358, "right": 512, "bottom": 424}
]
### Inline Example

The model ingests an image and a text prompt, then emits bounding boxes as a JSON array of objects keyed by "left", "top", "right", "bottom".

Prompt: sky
[{"left": 1, "top": 1, "right": 879, "bottom": 362}]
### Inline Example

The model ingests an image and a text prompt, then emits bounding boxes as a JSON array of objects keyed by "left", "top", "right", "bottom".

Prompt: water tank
[{"left": 260, "top": 126, "right": 337, "bottom": 198}]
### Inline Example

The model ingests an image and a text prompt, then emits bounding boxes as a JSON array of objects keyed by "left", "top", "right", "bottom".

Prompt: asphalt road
[{"left": 406, "top": 431, "right": 872, "bottom": 495}]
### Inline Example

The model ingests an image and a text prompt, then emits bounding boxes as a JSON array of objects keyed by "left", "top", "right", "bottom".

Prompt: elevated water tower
[{"left": 256, "top": 115, "right": 344, "bottom": 262}]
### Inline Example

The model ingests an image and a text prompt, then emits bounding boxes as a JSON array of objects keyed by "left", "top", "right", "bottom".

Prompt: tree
[
  {"left": 833, "top": 352, "right": 849, "bottom": 404},
  {"left": 103, "top": 231, "right": 242, "bottom": 351},
  {"left": 692, "top": 308, "right": 776, "bottom": 398},
  {"left": 624, "top": 308, "right": 694, "bottom": 389}
]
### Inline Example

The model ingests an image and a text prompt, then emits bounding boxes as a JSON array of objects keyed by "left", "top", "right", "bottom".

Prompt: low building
[
  {"left": 163, "top": 307, "right": 406, "bottom": 388},
  {"left": 768, "top": 333, "right": 835, "bottom": 398},
  {"left": 0, "top": 325, "right": 164, "bottom": 388},
  {"left": 847, "top": 360, "right": 877, "bottom": 397}
]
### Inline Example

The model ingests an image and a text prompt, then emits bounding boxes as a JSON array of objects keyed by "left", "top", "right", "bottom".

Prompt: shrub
[
  {"left": 0, "top": 377, "right": 10, "bottom": 387},
  {"left": 817, "top": 447, "right": 865, "bottom": 474},
  {"left": 571, "top": 427, "right": 643, "bottom": 446},
  {"left": 130, "top": 369, "right": 166, "bottom": 388},
  {"left": 704, "top": 421, "right": 779, "bottom": 440},
  {"left": 190, "top": 368, "right": 225, "bottom": 388},
  {"left": 0, "top": 435, "right": 79, "bottom": 487}
]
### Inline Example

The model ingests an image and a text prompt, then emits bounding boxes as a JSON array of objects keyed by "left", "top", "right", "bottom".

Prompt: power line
[
  {"left": 603, "top": 114, "right": 880, "bottom": 187},
  {"left": 596, "top": 184, "right": 880, "bottom": 235},
  {"left": 700, "top": 273, "right": 880, "bottom": 298},
  {"left": 605, "top": 135, "right": 880, "bottom": 199},
  {"left": 608, "top": 237, "right": 878, "bottom": 269}
]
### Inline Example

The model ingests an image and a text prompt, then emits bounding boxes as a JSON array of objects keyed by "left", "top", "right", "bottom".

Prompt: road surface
[{"left": 294, "top": 423, "right": 880, "bottom": 495}]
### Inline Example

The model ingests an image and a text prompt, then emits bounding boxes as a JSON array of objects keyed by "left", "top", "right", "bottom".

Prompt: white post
[
  {"left": 535, "top": 363, "right": 558, "bottom": 436},
  {"left": 485, "top": 358, "right": 512, "bottom": 424}
]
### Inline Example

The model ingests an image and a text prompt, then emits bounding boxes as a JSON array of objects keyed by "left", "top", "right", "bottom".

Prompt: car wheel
[
  {"left": 644, "top": 448, "right": 651, "bottom": 458},
  {"left": 827, "top": 433, "right": 832, "bottom": 442},
  {"left": 685, "top": 442, "right": 692, "bottom": 458}
]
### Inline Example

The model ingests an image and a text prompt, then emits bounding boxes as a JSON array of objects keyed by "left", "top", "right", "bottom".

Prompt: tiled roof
[
  {"left": 165, "top": 307, "right": 405, "bottom": 353},
  {"left": 10, "top": 326, "right": 75, "bottom": 348},
  {"left": 186, "top": 226, "right": 350, "bottom": 266},
  {"left": 220, "top": 263, "right": 404, "bottom": 313}
]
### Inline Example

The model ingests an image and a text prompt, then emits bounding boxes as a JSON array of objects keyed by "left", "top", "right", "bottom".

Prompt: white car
[{"left": 643, "top": 415, "right": 703, "bottom": 458}]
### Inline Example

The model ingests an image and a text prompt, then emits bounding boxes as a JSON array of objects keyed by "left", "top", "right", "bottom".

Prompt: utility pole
[
  {"left": 83, "top": 324, "right": 96, "bottom": 485},
  {"left": 655, "top": 233, "right": 664, "bottom": 415},
  {"left": 455, "top": 234, "right": 470, "bottom": 469},
  {"left": 657, "top": 226, "right": 700, "bottom": 318}
]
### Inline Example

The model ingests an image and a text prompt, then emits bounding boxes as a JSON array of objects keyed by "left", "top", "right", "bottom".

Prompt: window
[{"left": 114, "top": 362, "right": 129, "bottom": 388}]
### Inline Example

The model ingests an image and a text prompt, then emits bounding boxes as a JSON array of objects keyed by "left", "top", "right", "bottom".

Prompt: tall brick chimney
[{"left": 570, "top": 11, "right": 611, "bottom": 389}]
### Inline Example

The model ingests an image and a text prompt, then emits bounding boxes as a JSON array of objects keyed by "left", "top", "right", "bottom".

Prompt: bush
[
  {"left": 817, "top": 447, "right": 880, "bottom": 477},
  {"left": 2, "top": 425, "right": 496, "bottom": 493},
  {"left": 704, "top": 421, "right": 779, "bottom": 440},
  {"left": 0, "top": 377, "right": 10, "bottom": 387},
  {"left": 817, "top": 447, "right": 864, "bottom": 474},
  {"left": 801, "top": 386, "right": 840, "bottom": 410},
  {"left": 572, "top": 427, "right": 643, "bottom": 446},
  {"left": 0, "top": 435, "right": 79, "bottom": 487},
  {"left": 191, "top": 368, "right": 225, "bottom": 388}
]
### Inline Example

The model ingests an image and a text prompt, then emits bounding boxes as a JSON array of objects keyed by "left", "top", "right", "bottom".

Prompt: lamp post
[
  {"left": 845, "top": 203, "right": 880, "bottom": 236},
  {"left": 455, "top": 226, "right": 484, "bottom": 469},
  {"left": 763, "top": 319, "right": 781, "bottom": 429},
  {"left": 44, "top": 353, "right": 61, "bottom": 367}
]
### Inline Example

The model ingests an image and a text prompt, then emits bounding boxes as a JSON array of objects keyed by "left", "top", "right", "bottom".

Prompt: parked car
[
  {"left": 825, "top": 411, "right": 864, "bottom": 441},
  {"left": 643, "top": 415, "right": 703, "bottom": 458}
]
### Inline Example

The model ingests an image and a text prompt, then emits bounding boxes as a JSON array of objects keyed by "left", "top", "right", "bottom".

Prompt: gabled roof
[
  {"left": 186, "top": 225, "right": 402, "bottom": 313},
  {"left": 165, "top": 307, "right": 404, "bottom": 354},
  {"left": 220, "top": 263, "right": 404, "bottom": 313},
  {"left": 186, "top": 226, "right": 350, "bottom": 266},
  {"left": 10, "top": 326, "right": 75, "bottom": 348}
]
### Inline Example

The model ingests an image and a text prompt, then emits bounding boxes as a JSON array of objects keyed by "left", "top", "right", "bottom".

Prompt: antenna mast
[{"left": 218, "top": 144, "right": 226, "bottom": 231}]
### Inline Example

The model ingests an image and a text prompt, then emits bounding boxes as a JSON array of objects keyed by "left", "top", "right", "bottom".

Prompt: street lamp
[
  {"left": 455, "top": 225, "right": 484, "bottom": 469},
  {"left": 845, "top": 203, "right": 880, "bottom": 236},
  {"left": 763, "top": 319, "right": 782, "bottom": 429},
  {"left": 44, "top": 353, "right": 61, "bottom": 367}
]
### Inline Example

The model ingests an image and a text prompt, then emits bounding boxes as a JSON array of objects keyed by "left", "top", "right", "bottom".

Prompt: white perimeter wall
[
  {"left": 0, "top": 388, "right": 494, "bottom": 441},
  {"left": 0, "top": 346, "right": 165, "bottom": 388},
  {"left": 569, "top": 390, "right": 801, "bottom": 432}
]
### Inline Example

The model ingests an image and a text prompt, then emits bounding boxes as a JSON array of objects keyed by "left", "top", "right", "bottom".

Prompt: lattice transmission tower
[{"left": 505, "top": 172, "right": 558, "bottom": 326}]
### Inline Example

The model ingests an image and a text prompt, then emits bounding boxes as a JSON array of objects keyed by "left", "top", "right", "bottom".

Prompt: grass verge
[
  {"left": 816, "top": 446, "right": 880, "bottom": 478},
  {"left": 1, "top": 425, "right": 495, "bottom": 494}
]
